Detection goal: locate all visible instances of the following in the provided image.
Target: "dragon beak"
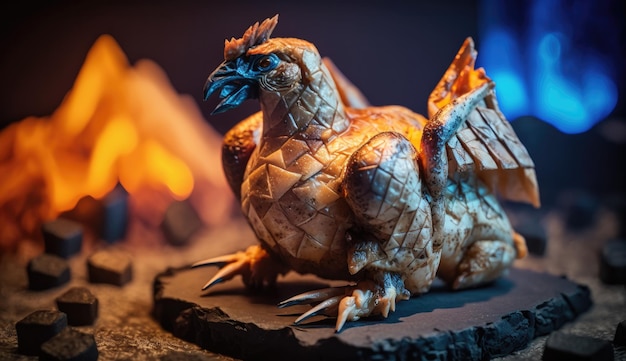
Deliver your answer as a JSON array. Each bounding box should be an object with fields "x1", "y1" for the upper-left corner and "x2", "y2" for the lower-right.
[{"x1": 203, "y1": 59, "x2": 258, "y2": 114}]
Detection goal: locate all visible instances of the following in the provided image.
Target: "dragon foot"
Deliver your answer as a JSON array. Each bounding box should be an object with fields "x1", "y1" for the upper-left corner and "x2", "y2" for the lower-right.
[
  {"x1": 279, "y1": 275, "x2": 410, "y2": 332},
  {"x1": 192, "y1": 245, "x2": 288, "y2": 290}
]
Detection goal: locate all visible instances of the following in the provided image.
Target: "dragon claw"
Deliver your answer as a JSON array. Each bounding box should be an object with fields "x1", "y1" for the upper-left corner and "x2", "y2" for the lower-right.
[
  {"x1": 192, "y1": 245, "x2": 287, "y2": 291},
  {"x1": 277, "y1": 287, "x2": 348, "y2": 308},
  {"x1": 191, "y1": 254, "x2": 242, "y2": 268},
  {"x1": 200, "y1": 258, "x2": 247, "y2": 290},
  {"x1": 280, "y1": 279, "x2": 409, "y2": 332},
  {"x1": 293, "y1": 296, "x2": 343, "y2": 325},
  {"x1": 379, "y1": 286, "x2": 398, "y2": 317}
]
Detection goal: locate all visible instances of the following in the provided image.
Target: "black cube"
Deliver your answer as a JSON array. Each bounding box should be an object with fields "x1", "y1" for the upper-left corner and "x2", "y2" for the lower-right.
[
  {"x1": 42, "y1": 218, "x2": 83, "y2": 259},
  {"x1": 40, "y1": 328, "x2": 98, "y2": 361},
  {"x1": 101, "y1": 185, "x2": 129, "y2": 243},
  {"x1": 27, "y1": 254, "x2": 70, "y2": 290},
  {"x1": 87, "y1": 249, "x2": 132, "y2": 286},
  {"x1": 543, "y1": 331, "x2": 614, "y2": 361},
  {"x1": 15, "y1": 310, "x2": 67, "y2": 356},
  {"x1": 55, "y1": 287, "x2": 99, "y2": 326},
  {"x1": 600, "y1": 239, "x2": 626, "y2": 285},
  {"x1": 614, "y1": 320, "x2": 626, "y2": 346},
  {"x1": 161, "y1": 200, "x2": 203, "y2": 246}
]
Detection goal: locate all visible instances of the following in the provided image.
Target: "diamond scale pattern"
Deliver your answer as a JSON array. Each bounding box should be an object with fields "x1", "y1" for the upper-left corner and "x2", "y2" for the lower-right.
[
  {"x1": 223, "y1": 36, "x2": 536, "y2": 297},
  {"x1": 247, "y1": 204, "x2": 275, "y2": 248},
  {"x1": 280, "y1": 139, "x2": 310, "y2": 166},
  {"x1": 262, "y1": 204, "x2": 300, "y2": 255},
  {"x1": 262, "y1": 149, "x2": 286, "y2": 168},
  {"x1": 295, "y1": 235, "x2": 327, "y2": 262},
  {"x1": 298, "y1": 212, "x2": 338, "y2": 249},
  {"x1": 267, "y1": 164, "x2": 301, "y2": 199}
]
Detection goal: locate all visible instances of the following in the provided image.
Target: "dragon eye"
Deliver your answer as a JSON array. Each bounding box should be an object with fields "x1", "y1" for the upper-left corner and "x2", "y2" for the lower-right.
[
  {"x1": 259, "y1": 57, "x2": 272, "y2": 68},
  {"x1": 254, "y1": 54, "x2": 279, "y2": 72}
]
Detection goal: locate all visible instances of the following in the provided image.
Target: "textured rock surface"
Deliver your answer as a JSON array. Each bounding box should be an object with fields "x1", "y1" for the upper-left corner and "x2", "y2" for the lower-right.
[
  {"x1": 154, "y1": 267, "x2": 591, "y2": 361},
  {"x1": 1, "y1": 212, "x2": 626, "y2": 361}
]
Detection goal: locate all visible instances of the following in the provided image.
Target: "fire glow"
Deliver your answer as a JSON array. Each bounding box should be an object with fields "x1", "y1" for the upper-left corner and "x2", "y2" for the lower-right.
[
  {"x1": 0, "y1": 35, "x2": 231, "y2": 251},
  {"x1": 478, "y1": 0, "x2": 619, "y2": 134}
]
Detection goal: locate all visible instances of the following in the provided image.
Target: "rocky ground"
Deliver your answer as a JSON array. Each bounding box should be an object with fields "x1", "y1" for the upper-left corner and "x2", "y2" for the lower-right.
[{"x1": 0, "y1": 204, "x2": 624, "y2": 360}]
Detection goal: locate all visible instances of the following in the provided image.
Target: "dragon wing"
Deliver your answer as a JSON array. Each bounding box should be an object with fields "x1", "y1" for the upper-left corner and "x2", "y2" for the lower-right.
[
  {"x1": 322, "y1": 57, "x2": 371, "y2": 109},
  {"x1": 428, "y1": 38, "x2": 540, "y2": 207},
  {"x1": 221, "y1": 112, "x2": 263, "y2": 200}
]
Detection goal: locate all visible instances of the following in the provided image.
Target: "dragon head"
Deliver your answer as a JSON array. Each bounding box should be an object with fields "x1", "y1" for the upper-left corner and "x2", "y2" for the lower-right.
[{"x1": 203, "y1": 15, "x2": 323, "y2": 114}]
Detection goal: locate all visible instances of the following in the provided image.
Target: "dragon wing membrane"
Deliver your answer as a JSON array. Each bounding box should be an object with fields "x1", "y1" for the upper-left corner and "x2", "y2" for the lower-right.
[
  {"x1": 322, "y1": 57, "x2": 371, "y2": 109},
  {"x1": 429, "y1": 38, "x2": 540, "y2": 208},
  {"x1": 449, "y1": 102, "x2": 540, "y2": 207}
]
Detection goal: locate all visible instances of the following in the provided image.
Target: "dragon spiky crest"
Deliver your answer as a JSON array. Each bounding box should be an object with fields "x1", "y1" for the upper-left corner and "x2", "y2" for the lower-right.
[{"x1": 224, "y1": 14, "x2": 279, "y2": 61}]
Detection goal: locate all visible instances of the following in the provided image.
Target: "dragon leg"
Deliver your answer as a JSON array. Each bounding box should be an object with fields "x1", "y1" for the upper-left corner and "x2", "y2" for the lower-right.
[
  {"x1": 451, "y1": 239, "x2": 517, "y2": 290},
  {"x1": 221, "y1": 112, "x2": 262, "y2": 201},
  {"x1": 192, "y1": 245, "x2": 288, "y2": 290},
  {"x1": 342, "y1": 131, "x2": 442, "y2": 293},
  {"x1": 278, "y1": 272, "x2": 409, "y2": 332},
  {"x1": 421, "y1": 81, "x2": 491, "y2": 248},
  {"x1": 279, "y1": 131, "x2": 437, "y2": 332}
]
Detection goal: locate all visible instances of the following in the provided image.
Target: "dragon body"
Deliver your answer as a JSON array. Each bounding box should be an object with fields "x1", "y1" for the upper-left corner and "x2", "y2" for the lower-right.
[{"x1": 194, "y1": 15, "x2": 539, "y2": 331}]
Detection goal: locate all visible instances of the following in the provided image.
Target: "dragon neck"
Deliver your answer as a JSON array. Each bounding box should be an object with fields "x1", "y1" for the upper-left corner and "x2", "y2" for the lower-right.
[{"x1": 258, "y1": 64, "x2": 349, "y2": 142}]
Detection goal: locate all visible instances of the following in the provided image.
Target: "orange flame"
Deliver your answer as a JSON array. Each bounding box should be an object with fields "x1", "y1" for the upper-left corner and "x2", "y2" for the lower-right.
[{"x1": 0, "y1": 35, "x2": 231, "y2": 251}]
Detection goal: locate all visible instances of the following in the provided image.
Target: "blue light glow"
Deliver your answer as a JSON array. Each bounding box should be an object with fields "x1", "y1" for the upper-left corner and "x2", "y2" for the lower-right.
[{"x1": 478, "y1": 0, "x2": 619, "y2": 134}]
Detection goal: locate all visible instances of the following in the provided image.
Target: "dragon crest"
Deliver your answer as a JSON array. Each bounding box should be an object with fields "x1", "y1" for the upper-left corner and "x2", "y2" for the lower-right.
[{"x1": 224, "y1": 14, "x2": 279, "y2": 61}]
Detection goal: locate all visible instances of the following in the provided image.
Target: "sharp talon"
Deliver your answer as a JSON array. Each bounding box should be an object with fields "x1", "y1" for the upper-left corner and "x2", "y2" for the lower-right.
[
  {"x1": 294, "y1": 296, "x2": 342, "y2": 325},
  {"x1": 191, "y1": 254, "x2": 240, "y2": 268},
  {"x1": 194, "y1": 245, "x2": 286, "y2": 292},
  {"x1": 383, "y1": 287, "x2": 397, "y2": 316},
  {"x1": 379, "y1": 298, "x2": 391, "y2": 318},
  {"x1": 201, "y1": 259, "x2": 247, "y2": 290},
  {"x1": 201, "y1": 276, "x2": 223, "y2": 290},
  {"x1": 336, "y1": 296, "x2": 356, "y2": 332},
  {"x1": 283, "y1": 277, "x2": 409, "y2": 331},
  {"x1": 278, "y1": 287, "x2": 347, "y2": 308}
]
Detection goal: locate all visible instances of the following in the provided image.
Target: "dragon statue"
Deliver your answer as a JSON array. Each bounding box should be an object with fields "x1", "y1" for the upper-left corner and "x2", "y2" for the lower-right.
[{"x1": 194, "y1": 15, "x2": 539, "y2": 332}]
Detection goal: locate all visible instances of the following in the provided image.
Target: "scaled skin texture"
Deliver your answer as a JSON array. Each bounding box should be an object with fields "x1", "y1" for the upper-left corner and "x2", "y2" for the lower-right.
[{"x1": 194, "y1": 15, "x2": 540, "y2": 332}]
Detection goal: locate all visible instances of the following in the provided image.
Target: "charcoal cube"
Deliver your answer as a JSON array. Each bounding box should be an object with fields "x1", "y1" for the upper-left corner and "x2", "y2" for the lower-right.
[
  {"x1": 161, "y1": 200, "x2": 203, "y2": 246},
  {"x1": 543, "y1": 331, "x2": 614, "y2": 361},
  {"x1": 28, "y1": 254, "x2": 70, "y2": 290},
  {"x1": 599, "y1": 239, "x2": 626, "y2": 285},
  {"x1": 15, "y1": 310, "x2": 67, "y2": 355},
  {"x1": 101, "y1": 185, "x2": 128, "y2": 243},
  {"x1": 42, "y1": 218, "x2": 83, "y2": 258},
  {"x1": 60, "y1": 184, "x2": 128, "y2": 243},
  {"x1": 40, "y1": 328, "x2": 98, "y2": 361},
  {"x1": 615, "y1": 320, "x2": 626, "y2": 346},
  {"x1": 558, "y1": 190, "x2": 599, "y2": 230},
  {"x1": 87, "y1": 249, "x2": 132, "y2": 286},
  {"x1": 55, "y1": 287, "x2": 98, "y2": 326}
]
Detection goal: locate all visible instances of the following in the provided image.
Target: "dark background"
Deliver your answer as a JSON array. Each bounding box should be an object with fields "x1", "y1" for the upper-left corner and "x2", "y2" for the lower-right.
[{"x1": 1, "y1": 0, "x2": 624, "y2": 208}]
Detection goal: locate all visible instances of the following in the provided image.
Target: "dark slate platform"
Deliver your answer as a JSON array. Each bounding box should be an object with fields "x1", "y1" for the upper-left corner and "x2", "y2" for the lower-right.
[{"x1": 153, "y1": 267, "x2": 591, "y2": 361}]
